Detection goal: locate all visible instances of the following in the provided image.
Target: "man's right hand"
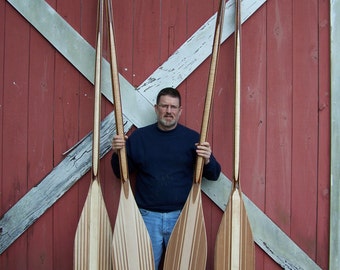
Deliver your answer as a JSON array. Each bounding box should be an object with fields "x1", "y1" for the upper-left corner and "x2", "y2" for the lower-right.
[{"x1": 111, "y1": 134, "x2": 127, "y2": 153}]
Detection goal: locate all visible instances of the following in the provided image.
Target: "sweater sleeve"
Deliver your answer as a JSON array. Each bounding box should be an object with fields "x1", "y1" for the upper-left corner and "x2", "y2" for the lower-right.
[
  {"x1": 111, "y1": 150, "x2": 137, "y2": 179},
  {"x1": 111, "y1": 152, "x2": 121, "y2": 178},
  {"x1": 202, "y1": 154, "x2": 221, "y2": 181}
]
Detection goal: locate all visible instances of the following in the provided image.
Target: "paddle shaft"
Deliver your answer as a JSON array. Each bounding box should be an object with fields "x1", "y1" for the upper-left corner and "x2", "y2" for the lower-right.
[
  {"x1": 92, "y1": 0, "x2": 104, "y2": 180},
  {"x1": 213, "y1": 1, "x2": 255, "y2": 268},
  {"x1": 233, "y1": 0, "x2": 241, "y2": 185},
  {"x1": 74, "y1": 1, "x2": 113, "y2": 269},
  {"x1": 107, "y1": 0, "x2": 129, "y2": 183},
  {"x1": 230, "y1": 1, "x2": 255, "y2": 268},
  {"x1": 194, "y1": 0, "x2": 226, "y2": 183}
]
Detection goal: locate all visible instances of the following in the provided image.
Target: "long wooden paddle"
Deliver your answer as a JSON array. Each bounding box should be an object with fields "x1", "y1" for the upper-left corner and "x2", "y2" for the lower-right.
[
  {"x1": 163, "y1": 1, "x2": 225, "y2": 269},
  {"x1": 214, "y1": 0, "x2": 255, "y2": 269},
  {"x1": 74, "y1": 0, "x2": 113, "y2": 269},
  {"x1": 106, "y1": 0, "x2": 155, "y2": 269}
]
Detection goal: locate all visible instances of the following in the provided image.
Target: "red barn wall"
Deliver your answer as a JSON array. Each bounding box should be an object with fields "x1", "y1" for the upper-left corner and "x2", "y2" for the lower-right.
[{"x1": 0, "y1": 0, "x2": 330, "y2": 269}]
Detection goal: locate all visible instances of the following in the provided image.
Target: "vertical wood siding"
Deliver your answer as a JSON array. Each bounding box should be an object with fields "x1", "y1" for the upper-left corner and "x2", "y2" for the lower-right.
[
  {"x1": 53, "y1": 0, "x2": 81, "y2": 268},
  {"x1": 317, "y1": 0, "x2": 330, "y2": 268},
  {"x1": 2, "y1": 3, "x2": 30, "y2": 269},
  {"x1": 265, "y1": 1, "x2": 293, "y2": 268},
  {"x1": 0, "y1": 0, "x2": 330, "y2": 269}
]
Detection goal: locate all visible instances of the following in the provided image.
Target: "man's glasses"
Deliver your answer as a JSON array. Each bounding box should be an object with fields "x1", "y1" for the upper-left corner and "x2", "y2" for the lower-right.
[{"x1": 157, "y1": 104, "x2": 180, "y2": 111}]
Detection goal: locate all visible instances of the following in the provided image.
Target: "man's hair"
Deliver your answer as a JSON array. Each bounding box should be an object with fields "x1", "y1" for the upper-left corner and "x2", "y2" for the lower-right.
[{"x1": 156, "y1": 87, "x2": 181, "y2": 106}]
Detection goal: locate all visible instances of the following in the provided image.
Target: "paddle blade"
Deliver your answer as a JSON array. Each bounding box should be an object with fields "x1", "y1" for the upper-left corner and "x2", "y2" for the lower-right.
[
  {"x1": 163, "y1": 183, "x2": 207, "y2": 270},
  {"x1": 112, "y1": 180, "x2": 154, "y2": 270},
  {"x1": 74, "y1": 179, "x2": 113, "y2": 270},
  {"x1": 214, "y1": 189, "x2": 255, "y2": 270}
]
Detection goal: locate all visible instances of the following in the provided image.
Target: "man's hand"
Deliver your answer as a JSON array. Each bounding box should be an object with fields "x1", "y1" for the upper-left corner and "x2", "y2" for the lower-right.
[
  {"x1": 196, "y1": 142, "x2": 212, "y2": 165},
  {"x1": 111, "y1": 134, "x2": 128, "y2": 153}
]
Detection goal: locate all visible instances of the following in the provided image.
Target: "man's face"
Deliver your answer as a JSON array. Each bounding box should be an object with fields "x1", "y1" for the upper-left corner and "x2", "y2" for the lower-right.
[{"x1": 154, "y1": 95, "x2": 182, "y2": 131}]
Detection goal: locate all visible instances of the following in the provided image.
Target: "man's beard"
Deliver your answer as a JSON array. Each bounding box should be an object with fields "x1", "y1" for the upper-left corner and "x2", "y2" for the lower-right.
[{"x1": 159, "y1": 116, "x2": 177, "y2": 129}]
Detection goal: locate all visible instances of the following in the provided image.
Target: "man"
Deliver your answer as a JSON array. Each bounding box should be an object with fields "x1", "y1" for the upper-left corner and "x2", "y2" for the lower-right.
[{"x1": 111, "y1": 87, "x2": 221, "y2": 269}]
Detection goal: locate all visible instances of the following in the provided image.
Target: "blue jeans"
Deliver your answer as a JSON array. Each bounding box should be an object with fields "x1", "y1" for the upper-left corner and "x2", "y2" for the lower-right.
[{"x1": 140, "y1": 209, "x2": 181, "y2": 270}]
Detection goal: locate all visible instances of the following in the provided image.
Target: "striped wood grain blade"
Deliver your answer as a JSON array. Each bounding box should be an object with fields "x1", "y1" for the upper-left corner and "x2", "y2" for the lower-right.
[
  {"x1": 107, "y1": 0, "x2": 154, "y2": 268},
  {"x1": 74, "y1": 0, "x2": 113, "y2": 269},
  {"x1": 214, "y1": 188, "x2": 254, "y2": 269},
  {"x1": 164, "y1": 1, "x2": 225, "y2": 268},
  {"x1": 214, "y1": 0, "x2": 255, "y2": 268},
  {"x1": 112, "y1": 181, "x2": 154, "y2": 269},
  {"x1": 74, "y1": 179, "x2": 113, "y2": 270},
  {"x1": 163, "y1": 183, "x2": 206, "y2": 270}
]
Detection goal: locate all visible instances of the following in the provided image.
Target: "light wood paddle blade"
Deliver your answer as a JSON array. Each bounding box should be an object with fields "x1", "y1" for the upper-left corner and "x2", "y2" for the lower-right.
[
  {"x1": 214, "y1": 189, "x2": 254, "y2": 269},
  {"x1": 74, "y1": 0, "x2": 113, "y2": 269},
  {"x1": 214, "y1": 0, "x2": 255, "y2": 268},
  {"x1": 74, "y1": 179, "x2": 113, "y2": 270},
  {"x1": 163, "y1": 183, "x2": 206, "y2": 270},
  {"x1": 106, "y1": 0, "x2": 154, "y2": 268},
  {"x1": 164, "y1": 0, "x2": 225, "y2": 269},
  {"x1": 112, "y1": 181, "x2": 154, "y2": 269}
]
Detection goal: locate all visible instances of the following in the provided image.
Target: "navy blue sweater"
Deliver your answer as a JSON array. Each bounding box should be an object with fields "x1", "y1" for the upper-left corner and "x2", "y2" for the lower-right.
[{"x1": 111, "y1": 123, "x2": 221, "y2": 212}]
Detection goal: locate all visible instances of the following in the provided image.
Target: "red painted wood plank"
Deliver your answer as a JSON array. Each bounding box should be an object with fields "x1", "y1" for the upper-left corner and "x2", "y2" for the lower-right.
[
  {"x1": 111, "y1": 0, "x2": 134, "y2": 83},
  {"x1": 1, "y1": 3, "x2": 30, "y2": 269},
  {"x1": 27, "y1": 212, "x2": 53, "y2": 270},
  {"x1": 316, "y1": 0, "x2": 330, "y2": 269},
  {"x1": 51, "y1": 2, "x2": 83, "y2": 269},
  {"x1": 241, "y1": 5, "x2": 268, "y2": 270},
  {"x1": 212, "y1": 39, "x2": 235, "y2": 180},
  {"x1": 241, "y1": 1, "x2": 267, "y2": 218},
  {"x1": 0, "y1": 0, "x2": 5, "y2": 218},
  {"x1": 266, "y1": 0, "x2": 293, "y2": 239},
  {"x1": 26, "y1": 24, "x2": 56, "y2": 270},
  {"x1": 26, "y1": 31, "x2": 55, "y2": 188},
  {"x1": 0, "y1": 1, "x2": 5, "y2": 269},
  {"x1": 77, "y1": 0, "x2": 96, "y2": 48},
  {"x1": 185, "y1": 0, "x2": 213, "y2": 131},
  {"x1": 132, "y1": 0, "x2": 161, "y2": 87},
  {"x1": 265, "y1": 1, "x2": 294, "y2": 269},
  {"x1": 159, "y1": 0, "x2": 188, "y2": 63},
  {"x1": 291, "y1": 0, "x2": 319, "y2": 259}
]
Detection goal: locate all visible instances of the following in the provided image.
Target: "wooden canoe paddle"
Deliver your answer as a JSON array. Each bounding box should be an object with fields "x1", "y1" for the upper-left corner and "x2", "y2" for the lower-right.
[
  {"x1": 214, "y1": 0, "x2": 255, "y2": 269},
  {"x1": 106, "y1": 0, "x2": 155, "y2": 269},
  {"x1": 163, "y1": 0, "x2": 225, "y2": 269},
  {"x1": 74, "y1": 0, "x2": 113, "y2": 269}
]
